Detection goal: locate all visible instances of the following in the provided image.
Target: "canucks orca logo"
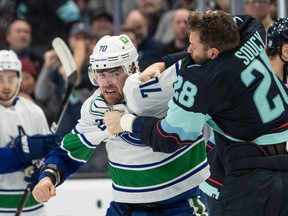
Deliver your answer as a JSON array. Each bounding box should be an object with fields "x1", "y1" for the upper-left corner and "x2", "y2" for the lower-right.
[
  {"x1": 118, "y1": 131, "x2": 145, "y2": 146},
  {"x1": 90, "y1": 96, "x2": 109, "y2": 117}
]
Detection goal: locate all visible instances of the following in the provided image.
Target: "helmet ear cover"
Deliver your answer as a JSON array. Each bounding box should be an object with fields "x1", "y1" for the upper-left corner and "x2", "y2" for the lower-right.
[{"x1": 89, "y1": 34, "x2": 138, "y2": 86}]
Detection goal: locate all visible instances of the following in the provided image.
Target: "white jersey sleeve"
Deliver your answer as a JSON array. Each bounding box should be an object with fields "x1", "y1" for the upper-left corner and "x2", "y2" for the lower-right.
[
  {"x1": 73, "y1": 89, "x2": 111, "y2": 145},
  {"x1": 124, "y1": 63, "x2": 181, "y2": 118}
]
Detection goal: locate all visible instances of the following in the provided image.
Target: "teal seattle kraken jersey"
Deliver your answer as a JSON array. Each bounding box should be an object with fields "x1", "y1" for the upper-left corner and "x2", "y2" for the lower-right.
[{"x1": 132, "y1": 16, "x2": 288, "y2": 156}]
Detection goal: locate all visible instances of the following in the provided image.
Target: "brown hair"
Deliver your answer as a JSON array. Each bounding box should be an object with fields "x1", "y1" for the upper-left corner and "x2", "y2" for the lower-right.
[
  {"x1": 188, "y1": 10, "x2": 240, "y2": 52},
  {"x1": 265, "y1": 47, "x2": 278, "y2": 57}
]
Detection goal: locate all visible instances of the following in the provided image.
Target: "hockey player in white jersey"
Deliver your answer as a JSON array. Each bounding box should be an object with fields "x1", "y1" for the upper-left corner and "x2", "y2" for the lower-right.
[
  {"x1": 0, "y1": 50, "x2": 60, "y2": 215},
  {"x1": 32, "y1": 34, "x2": 209, "y2": 215}
]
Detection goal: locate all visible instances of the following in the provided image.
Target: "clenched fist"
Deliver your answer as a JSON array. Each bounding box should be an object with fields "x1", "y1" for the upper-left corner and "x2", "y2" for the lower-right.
[
  {"x1": 32, "y1": 177, "x2": 56, "y2": 203},
  {"x1": 104, "y1": 111, "x2": 136, "y2": 134},
  {"x1": 138, "y1": 62, "x2": 164, "y2": 82},
  {"x1": 104, "y1": 111, "x2": 124, "y2": 135}
]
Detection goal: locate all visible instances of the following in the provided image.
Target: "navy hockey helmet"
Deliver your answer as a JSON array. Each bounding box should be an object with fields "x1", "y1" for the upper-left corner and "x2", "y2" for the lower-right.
[{"x1": 267, "y1": 18, "x2": 288, "y2": 52}]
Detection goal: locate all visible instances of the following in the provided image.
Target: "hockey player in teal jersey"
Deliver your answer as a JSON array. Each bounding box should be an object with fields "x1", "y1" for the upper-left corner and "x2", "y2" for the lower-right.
[
  {"x1": 32, "y1": 34, "x2": 209, "y2": 215},
  {"x1": 202, "y1": 16, "x2": 288, "y2": 213},
  {"x1": 0, "y1": 50, "x2": 60, "y2": 215},
  {"x1": 105, "y1": 11, "x2": 288, "y2": 216}
]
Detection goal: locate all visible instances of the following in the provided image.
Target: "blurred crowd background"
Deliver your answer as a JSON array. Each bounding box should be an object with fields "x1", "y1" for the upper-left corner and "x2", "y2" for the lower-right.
[{"x1": 0, "y1": 0, "x2": 286, "y2": 178}]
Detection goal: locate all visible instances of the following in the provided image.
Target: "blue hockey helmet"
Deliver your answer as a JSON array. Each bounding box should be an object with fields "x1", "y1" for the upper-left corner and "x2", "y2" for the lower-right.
[{"x1": 267, "y1": 18, "x2": 288, "y2": 52}]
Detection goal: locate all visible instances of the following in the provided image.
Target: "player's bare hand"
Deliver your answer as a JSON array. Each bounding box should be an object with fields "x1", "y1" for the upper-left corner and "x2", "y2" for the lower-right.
[
  {"x1": 139, "y1": 62, "x2": 165, "y2": 82},
  {"x1": 139, "y1": 71, "x2": 158, "y2": 82},
  {"x1": 32, "y1": 177, "x2": 56, "y2": 203},
  {"x1": 104, "y1": 111, "x2": 123, "y2": 135}
]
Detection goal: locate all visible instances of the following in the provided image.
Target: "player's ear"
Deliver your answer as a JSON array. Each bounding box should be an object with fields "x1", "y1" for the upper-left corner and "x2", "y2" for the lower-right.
[
  {"x1": 282, "y1": 43, "x2": 288, "y2": 60},
  {"x1": 210, "y1": 48, "x2": 219, "y2": 59}
]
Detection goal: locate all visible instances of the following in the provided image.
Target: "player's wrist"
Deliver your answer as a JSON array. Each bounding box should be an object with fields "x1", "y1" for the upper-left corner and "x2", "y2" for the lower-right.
[
  {"x1": 40, "y1": 164, "x2": 63, "y2": 187},
  {"x1": 120, "y1": 114, "x2": 136, "y2": 133},
  {"x1": 42, "y1": 168, "x2": 60, "y2": 186}
]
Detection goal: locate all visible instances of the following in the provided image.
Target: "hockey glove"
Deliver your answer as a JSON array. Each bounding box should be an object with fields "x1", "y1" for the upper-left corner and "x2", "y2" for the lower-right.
[{"x1": 13, "y1": 126, "x2": 61, "y2": 162}]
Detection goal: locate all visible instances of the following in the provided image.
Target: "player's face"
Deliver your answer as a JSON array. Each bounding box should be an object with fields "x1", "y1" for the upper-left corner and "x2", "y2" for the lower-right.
[
  {"x1": 0, "y1": 71, "x2": 20, "y2": 104},
  {"x1": 187, "y1": 31, "x2": 211, "y2": 64},
  {"x1": 96, "y1": 67, "x2": 128, "y2": 105}
]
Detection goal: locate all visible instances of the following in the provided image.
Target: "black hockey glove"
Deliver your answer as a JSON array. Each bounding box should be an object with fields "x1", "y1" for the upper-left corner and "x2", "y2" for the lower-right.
[{"x1": 13, "y1": 126, "x2": 61, "y2": 162}]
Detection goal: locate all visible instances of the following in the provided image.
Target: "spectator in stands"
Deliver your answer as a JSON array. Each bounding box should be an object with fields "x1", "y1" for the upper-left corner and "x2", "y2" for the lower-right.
[
  {"x1": 34, "y1": 49, "x2": 65, "y2": 127},
  {"x1": 136, "y1": 0, "x2": 165, "y2": 39},
  {"x1": 269, "y1": 0, "x2": 277, "y2": 21},
  {"x1": 5, "y1": 19, "x2": 43, "y2": 72},
  {"x1": 14, "y1": 0, "x2": 81, "y2": 56},
  {"x1": 34, "y1": 22, "x2": 94, "y2": 136},
  {"x1": 125, "y1": 9, "x2": 163, "y2": 71},
  {"x1": 244, "y1": 0, "x2": 273, "y2": 32},
  {"x1": 0, "y1": 1, "x2": 14, "y2": 49},
  {"x1": 18, "y1": 58, "x2": 38, "y2": 101},
  {"x1": 154, "y1": 0, "x2": 199, "y2": 44},
  {"x1": 161, "y1": 8, "x2": 190, "y2": 55},
  {"x1": 207, "y1": 0, "x2": 231, "y2": 12},
  {"x1": 74, "y1": 0, "x2": 92, "y2": 25},
  {"x1": 121, "y1": 25, "x2": 138, "y2": 49},
  {"x1": 58, "y1": 22, "x2": 95, "y2": 137},
  {"x1": 165, "y1": 0, "x2": 198, "y2": 10},
  {"x1": 89, "y1": 10, "x2": 114, "y2": 52}
]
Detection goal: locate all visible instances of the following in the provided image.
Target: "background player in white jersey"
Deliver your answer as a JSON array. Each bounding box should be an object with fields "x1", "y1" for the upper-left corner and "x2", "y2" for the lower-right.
[
  {"x1": 32, "y1": 34, "x2": 209, "y2": 215},
  {"x1": 0, "y1": 50, "x2": 60, "y2": 215}
]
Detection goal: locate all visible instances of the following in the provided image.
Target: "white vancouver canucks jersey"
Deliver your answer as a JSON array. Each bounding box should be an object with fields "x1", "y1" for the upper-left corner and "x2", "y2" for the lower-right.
[
  {"x1": 0, "y1": 97, "x2": 49, "y2": 215},
  {"x1": 60, "y1": 63, "x2": 209, "y2": 203}
]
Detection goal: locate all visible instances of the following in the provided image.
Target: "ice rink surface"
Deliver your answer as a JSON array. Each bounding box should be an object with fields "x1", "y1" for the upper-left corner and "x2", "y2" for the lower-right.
[{"x1": 45, "y1": 178, "x2": 112, "y2": 216}]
